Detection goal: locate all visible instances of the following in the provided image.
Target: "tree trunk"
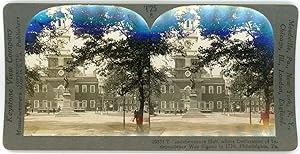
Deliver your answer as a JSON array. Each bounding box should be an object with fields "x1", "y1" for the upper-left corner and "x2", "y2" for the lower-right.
[
  {"x1": 139, "y1": 85, "x2": 145, "y2": 114},
  {"x1": 263, "y1": 88, "x2": 271, "y2": 126},
  {"x1": 137, "y1": 68, "x2": 145, "y2": 131}
]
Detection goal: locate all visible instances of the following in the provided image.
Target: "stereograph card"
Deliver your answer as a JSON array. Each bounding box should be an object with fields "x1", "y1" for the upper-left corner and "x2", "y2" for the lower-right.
[{"x1": 2, "y1": 2, "x2": 298, "y2": 151}]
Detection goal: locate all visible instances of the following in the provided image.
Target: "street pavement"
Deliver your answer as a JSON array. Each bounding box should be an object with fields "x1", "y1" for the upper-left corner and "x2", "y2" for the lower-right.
[{"x1": 24, "y1": 111, "x2": 275, "y2": 136}]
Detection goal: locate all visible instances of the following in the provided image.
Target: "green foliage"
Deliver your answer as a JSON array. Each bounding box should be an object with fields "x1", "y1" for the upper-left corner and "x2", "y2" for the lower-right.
[
  {"x1": 196, "y1": 35, "x2": 273, "y2": 125},
  {"x1": 66, "y1": 26, "x2": 184, "y2": 116},
  {"x1": 25, "y1": 66, "x2": 41, "y2": 97}
]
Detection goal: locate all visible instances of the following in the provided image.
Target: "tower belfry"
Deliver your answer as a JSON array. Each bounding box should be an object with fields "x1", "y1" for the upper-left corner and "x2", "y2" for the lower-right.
[{"x1": 47, "y1": 18, "x2": 73, "y2": 78}]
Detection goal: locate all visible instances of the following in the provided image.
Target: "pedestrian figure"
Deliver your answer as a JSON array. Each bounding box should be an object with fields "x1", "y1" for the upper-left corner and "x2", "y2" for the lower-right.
[
  {"x1": 31, "y1": 108, "x2": 34, "y2": 113},
  {"x1": 158, "y1": 110, "x2": 160, "y2": 114},
  {"x1": 136, "y1": 111, "x2": 144, "y2": 132},
  {"x1": 47, "y1": 108, "x2": 50, "y2": 114},
  {"x1": 259, "y1": 109, "x2": 265, "y2": 123},
  {"x1": 53, "y1": 108, "x2": 56, "y2": 114},
  {"x1": 132, "y1": 110, "x2": 140, "y2": 132},
  {"x1": 132, "y1": 110, "x2": 138, "y2": 122}
]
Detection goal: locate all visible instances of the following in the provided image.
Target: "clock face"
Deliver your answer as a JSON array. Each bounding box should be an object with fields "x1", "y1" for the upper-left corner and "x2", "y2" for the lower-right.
[
  {"x1": 185, "y1": 70, "x2": 192, "y2": 77},
  {"x1": 57, "y1": 37, "x2": 69, "y2": 48},
  {"x1": 184, "y1": 40, "x2": 192, "y2": 49},
  {"x1": 58, "y1": 70, "x2": 65, "y2": 76}
]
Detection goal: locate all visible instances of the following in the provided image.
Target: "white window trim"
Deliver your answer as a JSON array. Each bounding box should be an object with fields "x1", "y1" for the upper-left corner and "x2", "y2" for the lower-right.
[
  {"x1": 34, "y1": 84, "x2": 39, "y2": 93},
  {"x1": 201, "y1": 86, "x2": 206, "y2": 94},
  {"x1": 34, "y1": 100, "x2": 39, "y2": 108},
  {"x1": 170, "y1": 101, "x2": 175, "y2": 108},
  {"x1": 209, "y1": 86, "x2": 214, "y2": 94},
  {"x1": 169, "y1": 85, "x2": 174, "y2": 93},
  {"x1": 90, "y1": 100, "x2": 96, "y2": 108},
  {"x1": 90, "y1": 85, "x2": 95, "y2": 93},
  {"x1": 82, "y1": 100, "x2": 87, "y2": 108},
  {"x1": 42, "y1": 84, "x2": 48, "y2": 92},
  {"x1": 48, "y1": 101, "x2": 52, "y2": 108},
  {"x1": 209, "y1": 101, "x2": 214, "y2": 109},
  {"x1": 75, "y1": 85, "x2": 79, "y2": 93},
  {"x1": 77, "y1": 101, "x2": 82, "y2": 108},
  {"x1": 161, "y1": 85, "x2": 166, "y2": 93},
  {"x1": 217, "y1": 86, "x2": 222, "y2": 94},
  {"x1": 42, "y1": 100, "x2": 48, "y2": 108},
  {"x1": 217, "y1": 101, "x2": 222, "y2": 109},
  {"x1": 82, "y1": 85, "x2": 87, "y2": 93},
  {"x1": 161, "y1": 101, "x2": 166, "y2": 109}
]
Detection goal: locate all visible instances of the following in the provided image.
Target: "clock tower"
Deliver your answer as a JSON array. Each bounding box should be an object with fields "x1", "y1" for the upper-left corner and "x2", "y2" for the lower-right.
[
  {"x1": 172, "y1": 20, "x2": 208, "y2": 109},
  {"x1": 173, "y1": 20, "x2": 208, "y2": 80},
  {"x1": 47, "y1": 18, "x2": 74, "y2": 78},
  {"x1": 26, "y1": 18, "x2": 100, "y2": 113}
]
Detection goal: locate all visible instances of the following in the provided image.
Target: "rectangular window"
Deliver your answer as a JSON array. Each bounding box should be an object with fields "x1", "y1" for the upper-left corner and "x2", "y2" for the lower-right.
[
  {"x1": 82, "y1": 85, "x2": 87, "y2": 93},
  {"x1": 90, "y1": 100, "x2": 96, "y2": 108},
  {"x1": 170, "y1": 101, "x2": 175, "y2": 109},
  {"x1": 78, "y1": 101, "x2": 82, "y2": 108},
  {"x1": 90, "y1": 85, "x2": 95, "y2": 93},
  {"x1": 47, "y1": 101, "x2": 52, "y2": 108},
  {"x1": 169, "y1": 85, "x2": 174, "y2": 93},
  {"x1": 217, "y1": 101, "x2": 222, "y2": 109},
  {"x1": 34, "y1": 84, "x2": 39, "y2": 93},
  {"x1": 34, "y1": 100, "x2": 39, "y2": 108},
  {"x1": 82, "y1": 100, "x2": 87, "y2": 108},
  {"x1": 42, "y1": 84, "x2": 48, "y2": 92},
  {"x1": 209, "y1": 101, "x2": 214, "y2": 109},
  {"x1": 75, "y1": 85, "x2": 79, "y2": 93},
  {"x1": 217, "y1": 86, "x2": 222, "y2": 94},
  {"x1": 42, "y1": 100, "x2": 48, "y2": 108},
  {"x1": 209, "y1": 86, "x2": 214, "y2": 94},
  {"x1": 201, "y1": 86, "x2": 206, "y2": 94},
  {"x1": 161, "y1": 85, "x2": 166, "y2": 93},
  {"x1": 161, "y1": 101, "x2": 166, "y2": 109}
]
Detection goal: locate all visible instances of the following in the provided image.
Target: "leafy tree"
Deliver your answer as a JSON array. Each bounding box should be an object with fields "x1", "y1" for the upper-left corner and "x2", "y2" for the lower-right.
[
  {"x1": 66, "y1": 29, "x2": 184, "y2": 130},
  {"x1": 196, "y1": 37, "x2": 273, "y2": 125},
  {"x1": 24, "y1": 66, "x2": 41, "y2": 115}
]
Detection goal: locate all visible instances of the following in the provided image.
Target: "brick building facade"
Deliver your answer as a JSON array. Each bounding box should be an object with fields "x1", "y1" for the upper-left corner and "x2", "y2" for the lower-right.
[
  {"x1": 151, "y1": 20, "x2": 226, "y2": 113},
  {"x1": 26, "y1": 19, "x2": 99, "y2": 112}
]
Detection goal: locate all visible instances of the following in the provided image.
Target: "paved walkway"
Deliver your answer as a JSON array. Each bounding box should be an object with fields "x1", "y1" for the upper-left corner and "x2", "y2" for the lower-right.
[{"x1": 24, "y1": 111, "x2": 275, "y2": 136}]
